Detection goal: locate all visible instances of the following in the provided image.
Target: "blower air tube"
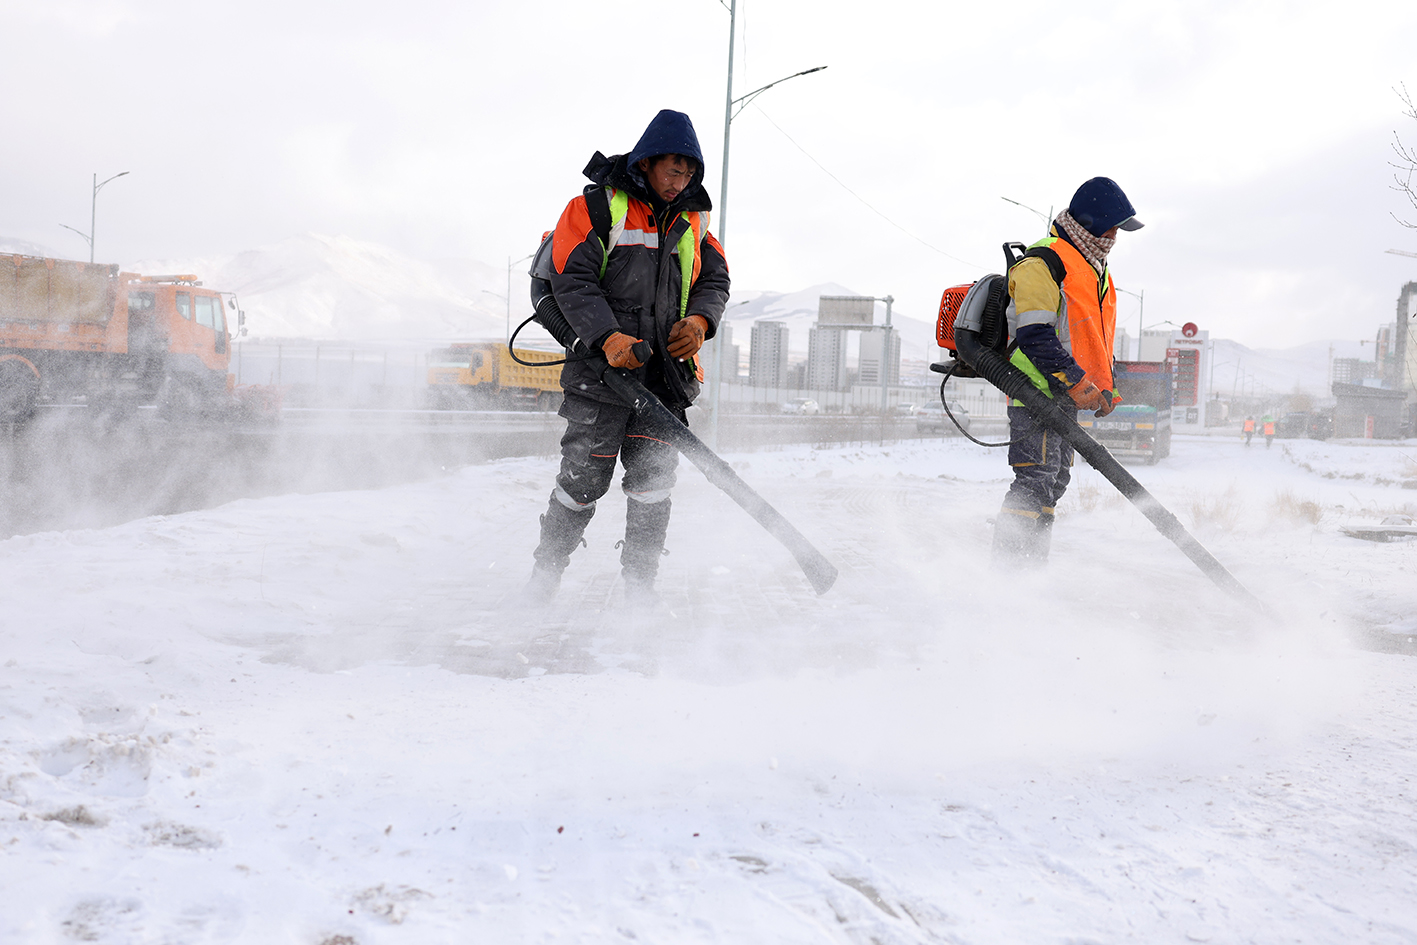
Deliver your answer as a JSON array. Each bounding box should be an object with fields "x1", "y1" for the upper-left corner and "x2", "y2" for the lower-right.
[
  {"x1": 532, "y1": 282, "x2": 581, "y2": 353},
  {"x1": 953, "y1": 328, "x2": 1265, "y2": 612},
  {"x1": 530, "y1": 286, "x2": 838, "y2": 595}
]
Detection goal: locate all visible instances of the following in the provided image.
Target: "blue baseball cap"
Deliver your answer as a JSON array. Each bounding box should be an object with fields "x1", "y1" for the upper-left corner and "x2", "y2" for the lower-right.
[{"x1": 1069, "y1": 177, "x2": 1143, "y2": 236}]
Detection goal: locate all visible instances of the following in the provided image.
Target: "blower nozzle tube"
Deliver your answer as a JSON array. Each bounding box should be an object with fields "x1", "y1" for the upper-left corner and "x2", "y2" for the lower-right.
[{"x1": 953, "y1": 328, "x2": 1265, "y2": 611}]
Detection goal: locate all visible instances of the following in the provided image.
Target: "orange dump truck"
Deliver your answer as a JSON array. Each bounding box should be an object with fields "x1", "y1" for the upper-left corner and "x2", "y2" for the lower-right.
[
  {"x1": 0, "y1": 253, "x2": 245, "y2": 422},
  {"x1": 426, "y1": 341, "x2": 563, "y2": 410}
]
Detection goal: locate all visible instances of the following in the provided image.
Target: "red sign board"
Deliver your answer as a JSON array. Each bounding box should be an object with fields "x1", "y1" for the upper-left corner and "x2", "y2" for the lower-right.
[{"x1": 1171, "y1": 348, "x2": 1200, "y2": 406}]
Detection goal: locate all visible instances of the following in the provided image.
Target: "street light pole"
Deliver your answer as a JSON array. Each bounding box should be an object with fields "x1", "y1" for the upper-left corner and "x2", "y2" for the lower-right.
[
  {"x1": 61, "y1": 170, "x2": 129, "y2": 263},
  {"x1": 718, "y1": 0, "x2": 736, "y2": 251},
  {"x1": 703, "y1": 12, "x2": 826, "y2": 449},
  {"x1": 703, "y1": 0, "x2": 738, "y2": 453},
  {"x1": 1118, "y1": 286, "x2": 1144, "y2": 360},
  {"x1": 877, "y1": 296, "x2": 894, "y2": 413},
  {"x1": 89, "y1": 171, "x2": 129, "y2": 264},
  {"x1": 488, "y1": 252, "x2": 536, "y2": 344}
]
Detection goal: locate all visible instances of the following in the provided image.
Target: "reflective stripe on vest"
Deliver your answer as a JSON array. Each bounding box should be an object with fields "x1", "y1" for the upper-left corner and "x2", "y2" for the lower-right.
[
  {"x1": 598, "y1": 189, "x2": 632, "y2": 280},
  {"x1": 600, "y1": 187, "x2": 704, "y2": 322}
]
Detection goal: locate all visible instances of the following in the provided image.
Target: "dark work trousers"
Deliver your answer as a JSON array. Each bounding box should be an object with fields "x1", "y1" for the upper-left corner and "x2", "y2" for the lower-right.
[
  {"x1": 552, "y1": 393, "x2": 683, "y2": 510},
  {"x1": 1001, "y1": 403, "x2": 1074, "y2": 516}
]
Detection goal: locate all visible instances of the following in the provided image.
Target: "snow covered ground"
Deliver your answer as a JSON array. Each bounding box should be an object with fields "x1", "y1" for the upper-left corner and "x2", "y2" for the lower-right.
[{"x1": 2, "y1": 433, "x2": 1416, "y2": 943}]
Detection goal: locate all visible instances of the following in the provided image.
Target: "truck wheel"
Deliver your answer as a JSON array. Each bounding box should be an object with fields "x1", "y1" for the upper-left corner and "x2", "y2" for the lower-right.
[{"x1": 0, "y1": 358, "x2": 40, "y2": 423}]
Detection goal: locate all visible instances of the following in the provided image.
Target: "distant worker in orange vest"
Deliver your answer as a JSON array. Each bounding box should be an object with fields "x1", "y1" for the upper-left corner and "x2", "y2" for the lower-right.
[
  {"x1": 992, "y1": 177, "x2": 1141, "y2": 564},
  {"x1": 1262, "y1": 416, "x2": 1276, "y2": 449},
  {"x1": 1243, "y1": 416, "x2": 1255, "y2": 446}
]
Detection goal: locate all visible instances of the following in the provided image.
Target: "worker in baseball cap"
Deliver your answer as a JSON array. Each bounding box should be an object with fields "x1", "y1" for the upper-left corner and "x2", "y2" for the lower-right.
[{"x1": 992, "y1": 177, "x2": 1142, "y2": 565}]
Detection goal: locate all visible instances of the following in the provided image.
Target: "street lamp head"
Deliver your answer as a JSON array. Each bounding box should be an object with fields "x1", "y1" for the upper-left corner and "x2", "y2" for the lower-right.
[
  {"x1": 95, "y1": 170, "x2": 130, "y2": 193},
  {"x1": 1001, "y1": 196, "x2": 1050, "y2": 224},
  {"x1": 58, "y1": 223, "x2": 93, "y2": 248}
]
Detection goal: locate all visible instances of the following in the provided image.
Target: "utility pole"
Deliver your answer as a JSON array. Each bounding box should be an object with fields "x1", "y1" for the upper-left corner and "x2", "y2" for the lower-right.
[
  {"x1": 60, "y1": 171, "x2": 129, "y2": 264},
  {"x1": 879, "y1": 296, "x2": 894, "y2": 413},
  {"x1": 1118, "y1": 286, "x2": 1145, "y2": 360},
  {"x1": 704, "y1": 8, "x2": 826, "y2": 450},
  {"x1": 705, "y1": 0, "x2": 737, "y2": 452}
]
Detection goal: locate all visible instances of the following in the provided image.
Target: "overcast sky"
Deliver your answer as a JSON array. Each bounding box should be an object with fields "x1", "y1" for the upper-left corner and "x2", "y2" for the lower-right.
[{"x1": 3, "y1": 0, "x2": 1417, "y2": 349}]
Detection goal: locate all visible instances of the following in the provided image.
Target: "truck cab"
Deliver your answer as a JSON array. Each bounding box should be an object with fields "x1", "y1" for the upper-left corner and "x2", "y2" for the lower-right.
[
  {"x1": 1076, "y1": 360, "x2": 1174, "y2": 464},
  {"x1": 116, "y1": 275, "x2": 236, "y2": 406}
]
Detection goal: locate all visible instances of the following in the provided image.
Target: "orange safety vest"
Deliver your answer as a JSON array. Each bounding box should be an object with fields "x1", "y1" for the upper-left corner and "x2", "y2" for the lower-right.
[
  {"x1": 1010, "y1": 235, "x2": 1117, "y2": 397},
  {"x1": 1263, "y1": 420, "x2": 1275, "y2": 435},
  {"x1": 1243, "y1": 418, "x2": 1255, "y2": 433}
]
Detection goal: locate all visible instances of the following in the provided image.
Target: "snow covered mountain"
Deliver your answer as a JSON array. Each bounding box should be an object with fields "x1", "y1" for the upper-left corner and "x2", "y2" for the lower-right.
[
  {"x1": 0, "y1": 236, "x2": 63, "y2": 258},
  {"x1": 129, "y1": 234, "x2": 514, "y2": 342}
]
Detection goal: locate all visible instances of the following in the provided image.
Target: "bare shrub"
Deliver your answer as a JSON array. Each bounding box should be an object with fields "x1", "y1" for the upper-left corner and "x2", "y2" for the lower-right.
[
  {"x1": 1190, "y1": 489, "x2": 1242, "y2": 532},
  {"x1": 1271, "y1": 490, "x2": 1323, "y2": 526}
]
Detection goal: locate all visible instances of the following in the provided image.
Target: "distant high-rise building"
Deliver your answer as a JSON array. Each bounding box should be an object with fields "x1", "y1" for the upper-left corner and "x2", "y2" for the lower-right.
[
  {"x1": 1114, "y1": 328, "x2": 1132, "y2": 361},
  {"x1": 1398, "y1": 281, "x2": 1417, "y2": 395},
  {"x1": 1376, "y1": 323, "x2": 1395, "y2": 374},
  {"x1": 1332, "y1": 357, "x2": 1377, "y2": 386},
  {"x1": 715, "y1": 322, "x2": 740, "y2": 382},
  {"x1": 807, "y1": 327, "x2": 847, "y2": 391},
  {"x1": 858, "y1": 328, "x2": 901, "y2": 386},
  {"x1": 749, "y1": 321, "x2": 789, "y2": 388}
]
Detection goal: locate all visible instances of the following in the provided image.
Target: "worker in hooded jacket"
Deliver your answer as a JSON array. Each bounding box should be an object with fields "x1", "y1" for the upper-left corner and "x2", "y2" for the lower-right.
[
  {"x1": 524, "y1": 109, "x2": 730, "y2": 603},
  {"x1": 994, "y1": 177, "x2": 1143, "y2": 564}
]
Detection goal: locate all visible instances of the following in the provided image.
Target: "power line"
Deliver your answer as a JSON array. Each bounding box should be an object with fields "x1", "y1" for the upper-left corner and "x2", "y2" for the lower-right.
[{"x1": 751, "y1": 104, "x2": 989, "y2": 273}]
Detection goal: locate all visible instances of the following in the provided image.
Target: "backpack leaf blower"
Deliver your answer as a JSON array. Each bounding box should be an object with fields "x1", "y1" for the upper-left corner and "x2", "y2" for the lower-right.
[
  {"x1": 519, "y1": 279, "x2": 839, "y2": 596},
  {"x1": 937, "y1": 245, "x2": 1265, "y2": 612}
]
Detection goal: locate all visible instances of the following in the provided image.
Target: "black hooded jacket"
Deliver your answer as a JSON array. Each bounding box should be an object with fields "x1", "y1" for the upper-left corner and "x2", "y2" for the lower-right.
[{"x1": 546, "y1": 110, "x2": 730, "y2": 408}]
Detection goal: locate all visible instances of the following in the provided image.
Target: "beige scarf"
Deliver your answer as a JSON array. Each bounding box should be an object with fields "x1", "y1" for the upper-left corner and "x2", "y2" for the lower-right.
[{"x1": 1055, "y1": 210, "x2": 1114, "y2": 274}]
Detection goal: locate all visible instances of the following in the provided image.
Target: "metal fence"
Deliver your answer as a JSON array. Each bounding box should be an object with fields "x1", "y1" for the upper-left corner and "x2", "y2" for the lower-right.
[
  {"x1": 231, "y1": 340, "x2": 1012, "y2": 422},
  {"x1": 232, "y1": 341, "x2": 431, "y2": 408}
]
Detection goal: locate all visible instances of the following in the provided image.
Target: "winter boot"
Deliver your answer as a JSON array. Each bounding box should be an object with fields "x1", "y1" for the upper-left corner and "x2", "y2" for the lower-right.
[
  {"x1": 523, "y1": 490, "x2": 595, "y2": 601},
  {"x1": 991, "y1": 506, "x2": 1049, "y2": 568},
  {"x1": 619, "y1": 497, "x2": 672, "y2": 606},
  {"x1": 1035, "y1": 507, "x2": 1056, "y2": 561}
]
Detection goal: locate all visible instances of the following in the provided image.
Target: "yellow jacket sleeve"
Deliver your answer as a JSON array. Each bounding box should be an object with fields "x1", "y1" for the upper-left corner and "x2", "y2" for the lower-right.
[{"x1": 1007, "y1": 256, "x2": 1061, "y2": 328}]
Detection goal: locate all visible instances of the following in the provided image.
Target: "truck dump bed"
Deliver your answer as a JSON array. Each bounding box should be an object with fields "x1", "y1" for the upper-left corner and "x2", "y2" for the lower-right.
[{"x1": 0, "y1": 255, "x2": 117, "y2": 325}]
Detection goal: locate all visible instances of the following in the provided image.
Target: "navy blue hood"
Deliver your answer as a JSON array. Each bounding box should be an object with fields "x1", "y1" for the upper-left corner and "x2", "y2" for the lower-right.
[
  {"x1": 626, "y1": 109, "x2": 705, "y2": 168},
  {"x1": 582, "y1": 109, "x2": 712, "y2": 213}
]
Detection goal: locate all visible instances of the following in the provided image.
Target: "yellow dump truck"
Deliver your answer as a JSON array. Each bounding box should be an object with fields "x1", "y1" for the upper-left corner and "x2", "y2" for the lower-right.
[{"x1": 426, "y1": 341, "x2": 563, "y2": 410}]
